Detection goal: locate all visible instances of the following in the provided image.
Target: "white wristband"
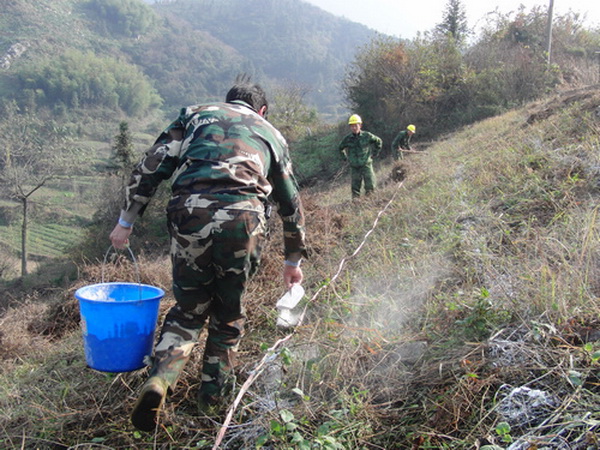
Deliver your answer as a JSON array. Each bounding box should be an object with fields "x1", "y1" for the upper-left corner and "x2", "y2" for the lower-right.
[{"x1": 284, "y1": 259, "x2": 301, "y2": 268}]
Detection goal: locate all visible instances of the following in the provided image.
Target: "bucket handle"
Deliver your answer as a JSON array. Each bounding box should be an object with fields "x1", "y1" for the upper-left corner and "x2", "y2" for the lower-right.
[{"x1": 102, "y1": 245, "x2": 142, "y2": 299}]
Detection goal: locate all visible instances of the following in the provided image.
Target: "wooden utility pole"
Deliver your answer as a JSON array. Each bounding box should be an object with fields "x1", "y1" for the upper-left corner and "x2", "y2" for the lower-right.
[{"x1": 546, "y1": 0, "x2": 554, "y2": 66}]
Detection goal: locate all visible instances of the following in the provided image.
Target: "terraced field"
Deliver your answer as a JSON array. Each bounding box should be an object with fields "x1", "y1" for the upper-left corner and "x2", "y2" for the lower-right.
[
  {"x1": 0, "y1": 174, "x2": 102, "y2": 262},
  {"x1": 0, "y1": 134, "x2": 153, "y2": 267},
  {"x1": 0, "y1": 222, "x2": 85, "y2": 259}
]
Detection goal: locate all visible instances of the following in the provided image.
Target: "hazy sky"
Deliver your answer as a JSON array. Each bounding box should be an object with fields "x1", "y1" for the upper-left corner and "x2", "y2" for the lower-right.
[{"x1": 303, "y1": 0, "x2": 600, "y2": 39}]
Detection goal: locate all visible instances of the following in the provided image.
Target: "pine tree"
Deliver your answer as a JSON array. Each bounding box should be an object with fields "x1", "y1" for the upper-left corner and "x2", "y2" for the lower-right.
[
  {"x1": 112, "y1": 121, "x2": 135, "y2": 170},
  {"x1": 436, "y1": 0, "x2": 469, "y2": 42}
]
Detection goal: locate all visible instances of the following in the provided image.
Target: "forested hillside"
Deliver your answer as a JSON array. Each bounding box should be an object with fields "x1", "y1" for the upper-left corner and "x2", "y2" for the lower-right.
[
  {"x1": 149, "y1": 0, "x2": 373, "y2": 116},
  {"x1": 0, "y1": 0, "x2": 375, "y2": 118}
]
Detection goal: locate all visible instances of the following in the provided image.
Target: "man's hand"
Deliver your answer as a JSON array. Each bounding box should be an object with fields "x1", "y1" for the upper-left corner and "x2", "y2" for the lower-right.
[
  {"x1": 110, "y1": 224, "x2": 133, "y2": 249},
  {"x1": 283, "y1": 265, "x2": 303, "y2": 290}
]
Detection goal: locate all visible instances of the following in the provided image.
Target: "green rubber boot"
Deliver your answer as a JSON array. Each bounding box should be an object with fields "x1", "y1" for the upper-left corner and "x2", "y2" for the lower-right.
[{"x1": 131, "y1": 376, "x2": 170, "y2": 432}]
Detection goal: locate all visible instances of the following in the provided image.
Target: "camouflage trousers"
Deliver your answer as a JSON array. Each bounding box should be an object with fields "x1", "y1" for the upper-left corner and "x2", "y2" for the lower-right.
[
  {"x1": 151, "y1": 195, "x2": 266, "y2": 401},
  {"x1": 350, "y1": 163, "x2": 376, "y2": 198}
]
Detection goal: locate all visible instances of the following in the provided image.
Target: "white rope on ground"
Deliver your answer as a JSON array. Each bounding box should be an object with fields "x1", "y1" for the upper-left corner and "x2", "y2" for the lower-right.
[
  {"x1": 212, "y1": 181, "x2": 404, "y2": 449},
  {"x1": 399, "y1": 149, "x2": 427, "y2": 155}
]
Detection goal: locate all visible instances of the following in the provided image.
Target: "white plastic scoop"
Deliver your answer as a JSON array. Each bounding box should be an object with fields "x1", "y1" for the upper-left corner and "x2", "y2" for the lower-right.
[
  {"x1": 276, "y1": 284, "x2": 305, "y2": 309},
  {"x1": 276, "y1": 284, "x2": 305, "y2": 328}
]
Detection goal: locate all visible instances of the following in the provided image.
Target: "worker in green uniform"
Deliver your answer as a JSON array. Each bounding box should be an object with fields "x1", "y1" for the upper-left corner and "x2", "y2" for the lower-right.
[
  {"x1": 338, "y1": 114, "x2": 383, "y2": 199},
  {"x1": 391, "y1": 124, "x2": 416, "y2": 160}
]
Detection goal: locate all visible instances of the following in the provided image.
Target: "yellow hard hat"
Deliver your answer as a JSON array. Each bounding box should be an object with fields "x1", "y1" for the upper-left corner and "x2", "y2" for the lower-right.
[
  {"x1": 407, "y1": 124, "x2": 416, "y2": 132},
  {"x1": 348, "y1": 114, "x2": 362, "y2": 125}
]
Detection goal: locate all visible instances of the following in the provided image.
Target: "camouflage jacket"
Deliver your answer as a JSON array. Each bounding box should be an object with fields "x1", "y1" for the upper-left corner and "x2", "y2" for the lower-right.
[
  {"x1": 338, "y1": 131, "x2": 382, "y2": 168},
  {"x1": 120, "y1": 100, "x2": 306, "y2": 257}
]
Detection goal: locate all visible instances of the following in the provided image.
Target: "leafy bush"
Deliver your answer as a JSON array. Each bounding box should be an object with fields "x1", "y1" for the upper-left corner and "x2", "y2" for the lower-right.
[
  {"x1": 16, "y1": 50, "x2": 162, "y2": 116},
  {"x1": 344, "y1": 6, "x2": 599, "y2": 142},
  {"x1": 84, "y1": 0, "x2": 158, "y2": 37}
]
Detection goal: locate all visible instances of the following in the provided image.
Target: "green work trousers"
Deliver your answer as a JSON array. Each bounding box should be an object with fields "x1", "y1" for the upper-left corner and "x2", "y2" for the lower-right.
[{"x1": 350, "y1": 163, "x2": 376, "y2": 198}]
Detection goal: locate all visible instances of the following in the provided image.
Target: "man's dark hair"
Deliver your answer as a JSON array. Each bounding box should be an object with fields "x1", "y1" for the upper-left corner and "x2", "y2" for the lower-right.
[{"x1": 226, "y1": 74, "x2": 268, "y2": 112}]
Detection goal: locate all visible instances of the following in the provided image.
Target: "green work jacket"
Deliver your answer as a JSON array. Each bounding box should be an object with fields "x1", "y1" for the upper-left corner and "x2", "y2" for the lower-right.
[{"x1": 338, "y1": 131, "x2": 382, "y2": 168}]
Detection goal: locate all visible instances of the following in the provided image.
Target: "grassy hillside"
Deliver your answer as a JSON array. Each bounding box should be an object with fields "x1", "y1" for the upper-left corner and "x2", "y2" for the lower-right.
[{"x1": 1, "y1": 88, "x2": 599, "y2": 448}]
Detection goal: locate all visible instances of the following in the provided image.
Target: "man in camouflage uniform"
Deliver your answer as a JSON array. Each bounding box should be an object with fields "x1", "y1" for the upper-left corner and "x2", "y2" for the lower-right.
[
  {"x1": 110, "y1": 77, "x2": 307, "y2": 432},
  {"x1": 338, "y1": 114, "x2": 382, "y2": 199},
  {"x1": 391, "y1": 124, "x2": 416, "y2": 160}
]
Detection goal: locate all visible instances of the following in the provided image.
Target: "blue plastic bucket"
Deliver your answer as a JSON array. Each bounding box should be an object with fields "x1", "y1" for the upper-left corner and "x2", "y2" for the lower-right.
[{"x1": 75, "y1": 282, "x2": 164, "y2": 372}]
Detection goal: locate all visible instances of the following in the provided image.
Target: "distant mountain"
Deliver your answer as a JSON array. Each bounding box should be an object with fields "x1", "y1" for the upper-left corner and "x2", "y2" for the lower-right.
[{"x1": 1, "y1": 0, "x2": 378, "y2": 119}]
